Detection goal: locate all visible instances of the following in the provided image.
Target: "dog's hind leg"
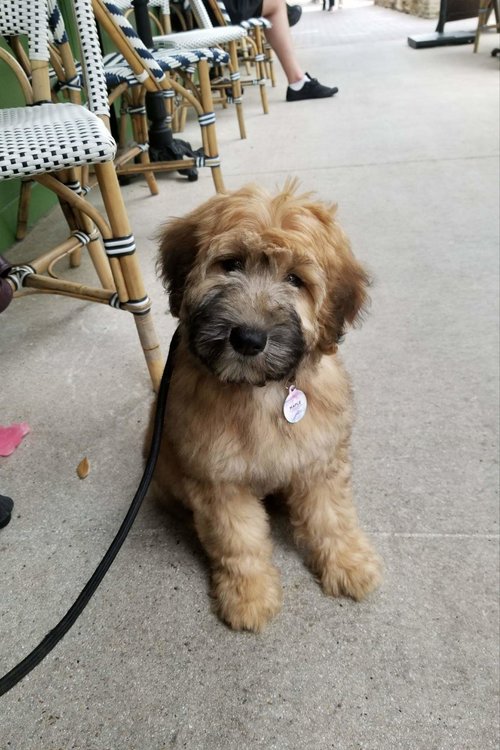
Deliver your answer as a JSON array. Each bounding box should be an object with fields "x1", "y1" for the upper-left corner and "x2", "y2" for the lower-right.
[
  {"x1": 287, "y1": 444, "x2": 382, "y2": 601},
  {"x1": 191, "y1": 485, "x2": 283, "y2": 632}
]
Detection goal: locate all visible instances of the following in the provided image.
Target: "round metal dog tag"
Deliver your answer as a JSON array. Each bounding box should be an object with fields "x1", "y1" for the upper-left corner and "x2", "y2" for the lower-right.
[{"x1": 283, "y1": 386, "x2": 307, "y2": 424}]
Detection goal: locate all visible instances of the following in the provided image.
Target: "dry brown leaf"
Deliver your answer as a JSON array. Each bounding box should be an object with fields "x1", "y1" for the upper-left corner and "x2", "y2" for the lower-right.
[{"x1": 76, "y1": 457, "x2": 90, "y2": 479}]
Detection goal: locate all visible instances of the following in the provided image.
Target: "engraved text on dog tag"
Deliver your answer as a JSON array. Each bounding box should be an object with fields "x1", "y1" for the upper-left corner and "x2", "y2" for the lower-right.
[{"x1": 283, "y1": 385, "x2": 307, "y2": 424}]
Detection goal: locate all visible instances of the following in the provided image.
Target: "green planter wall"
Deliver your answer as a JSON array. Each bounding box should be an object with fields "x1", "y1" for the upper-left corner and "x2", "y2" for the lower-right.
[{"x1": 0, "y1": 39, "x2": 59, "y2": 253}]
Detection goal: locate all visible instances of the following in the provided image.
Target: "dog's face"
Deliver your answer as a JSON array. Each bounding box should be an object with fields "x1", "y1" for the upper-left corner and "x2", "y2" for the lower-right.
[{"x1": 158, "y1": 183, "x2": 370, "y2": 386}]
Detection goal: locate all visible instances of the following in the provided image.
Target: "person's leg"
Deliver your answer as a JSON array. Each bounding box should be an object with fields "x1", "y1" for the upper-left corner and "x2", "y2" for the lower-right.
[
  {"x1": 262, "y1": 0, "x2": 304, "y2": 84},
  {"x1": 261, "y1": 0, "x2": 338, "y2": 99}
]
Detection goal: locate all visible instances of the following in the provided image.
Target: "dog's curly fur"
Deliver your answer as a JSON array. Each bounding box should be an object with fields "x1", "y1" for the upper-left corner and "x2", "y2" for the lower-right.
[{"x1": 150, "y1": 182, "x2": 382, "y2": 631}]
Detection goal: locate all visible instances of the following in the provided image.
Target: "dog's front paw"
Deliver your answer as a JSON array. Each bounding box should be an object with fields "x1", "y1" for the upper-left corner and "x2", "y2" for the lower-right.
[
  {"x1": 317, "y1": 540, "x2": 383, "y2": 601},
  {"x1": 212, "y1": 566, "x2": 283, "y2": 632}
]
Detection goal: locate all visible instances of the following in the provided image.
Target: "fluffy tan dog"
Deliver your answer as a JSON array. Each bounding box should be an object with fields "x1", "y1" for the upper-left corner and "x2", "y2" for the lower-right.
[{"x1": 151, "y1": 182, "x2": 382, "y2": 631}]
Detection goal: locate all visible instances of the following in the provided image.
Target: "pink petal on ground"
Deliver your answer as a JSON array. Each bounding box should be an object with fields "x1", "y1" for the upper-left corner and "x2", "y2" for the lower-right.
[{"x1": 0, "y1": 423, "x2": 31, "y2": 457}]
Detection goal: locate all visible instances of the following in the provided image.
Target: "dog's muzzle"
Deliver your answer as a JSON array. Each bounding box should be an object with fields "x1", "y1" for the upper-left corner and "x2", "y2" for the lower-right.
[{"x1": 187, "y1": 288, "x2": 306, "y2": 385}]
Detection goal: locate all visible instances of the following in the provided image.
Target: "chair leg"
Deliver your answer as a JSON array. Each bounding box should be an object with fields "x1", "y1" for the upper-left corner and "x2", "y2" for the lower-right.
[
  {"x1": 59, "y1": 195, "x2": 82, "y2": 269},
  {"x1": 242, "y1": 34, "x2": 270, "y2": 114},
  {"x1": 228, "y1": 41, "x2": 247, "y2": 140},
  {"x1": 161, "y1": 12, "x2": 172, "y2": 33},
  {"x1": 240, "y1": 38, "x2": 253, "y2": 76},
  {"x1": 172, "y1": 69, "x2": 226, "y2": 190},
  {"x1": 64, "y1": 169, "x2": 115, "y2": 289},
  {"x1": 93, "y1": 160, "x2": 163, "y2": 390},
  {"x1": 175, "y1": 74, "x2": 190, "y2": 132},
  {"x1": 129, "y1": 92, "x2": 160, "y2": 197},
  {"x1": 16, "y1": 180, "x2": 33, "y2": 241},
  {"x1": 197, "y1": 59, "x2": 225, "y2": 194},
  {"x1": 264, "y1": 43, "x2": 276, "y2": 87},
  {"x1": 253, "y1": 28, "x2": 270, "y2": 115}
]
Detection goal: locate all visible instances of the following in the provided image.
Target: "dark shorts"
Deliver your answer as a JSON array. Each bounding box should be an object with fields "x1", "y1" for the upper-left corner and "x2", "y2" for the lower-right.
[{"x1": 223, "y1": 0, "x2": 264, "y2": 23}]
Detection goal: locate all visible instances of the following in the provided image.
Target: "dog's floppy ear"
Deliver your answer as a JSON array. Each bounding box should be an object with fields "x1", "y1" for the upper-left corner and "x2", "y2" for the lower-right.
[
  {"x1": 318, "y1": 230, "x2": 371, "y2": 354},
  {"x1": 157, "y1": 193, "x2": 228, "y2": 316},
  {"x1": 157, "y1": 214, "x2": 201, "y2": 318}
]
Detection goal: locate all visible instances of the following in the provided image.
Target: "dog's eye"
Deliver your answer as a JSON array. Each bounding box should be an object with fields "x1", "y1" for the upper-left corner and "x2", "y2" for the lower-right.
[
  {"x1": 220, "y1": 257, "x2": 244, "y2": 273},
  {"x1": 286, "y1": 273, "x2": 304, "y2": 288}
]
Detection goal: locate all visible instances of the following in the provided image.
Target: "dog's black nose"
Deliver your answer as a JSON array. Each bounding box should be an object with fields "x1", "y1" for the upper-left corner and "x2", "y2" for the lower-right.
[{"x1": 229, "y1": 326, "x2": 267, "y2": 356}]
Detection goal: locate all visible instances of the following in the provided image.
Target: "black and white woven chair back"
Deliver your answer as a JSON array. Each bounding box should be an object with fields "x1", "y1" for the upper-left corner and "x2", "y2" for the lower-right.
[
  {"x1": 47, "y1": 0, "x2": 68, "y2": 46},
  {"x1": 188, "y1": 0, "x2": 216, "y2": 29},
  {"x1": 69, "y1": 0, "x2": 110, "y2": 116},
  {"x1": 0, "y1": 0, "x2": 53, "y2": 101},
  {"x1": 100, "y1": 0, "x2": 169, "y2": 83},
  {"x1": 98, "y1": 2, "x2": 232, "y2": 80},
  {"x1": 0, "y1": 0, "x2": 50, "y2": 63},
  {"x1": 0, "y1": 0, "x2": 116, "y2": 180},
  {"x1": 0, "y1": 0, "x2": 109, "y2": 114}
]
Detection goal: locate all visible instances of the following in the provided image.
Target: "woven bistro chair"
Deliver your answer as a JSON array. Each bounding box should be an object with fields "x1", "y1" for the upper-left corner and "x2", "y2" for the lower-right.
[
  {"x1": 49, "y1": 1, "x2": 161, "y2": 197},
  {"x1": 0, "y1": 0, "x2": 163, "y2": 389},
  {"x1": 152, "y1": 0, "x2": 270, "y2": 115},
  {"x1": 0, "y1": 1, "x2": 119, "y2": 275},
  {"x1": 114, "y1": 0, "x2": 188, "y2": 33},
  {"x1": 98, "y1": 0, "x2": 245, "y2": 140},
  {"x1": 104, "y1": 0, "x2": 246, "y2": 129},
  {"x1": 13, "y1": 1, "x2": 158, "y2": 242},
  {"x1": 147, "y1": 0, "x2": 269, "y2": 119},
  {"x1": 112, "y1": 0, "x2": 167, "y2": 33},
  {"x1": 9, "y1": 0, "x2": 161, "y2": 242},
  {"x1": 154, "y1": 0, "x2": 191, "y2": 32},
  {"x1": 97, "y1": 0, "x2": 248, "y2": 138},
  {"x1": 181, "y1": 0, "x2": 274, "y2": 96},
  {"x1": 92, "y1": 0, "x2": 234, "y2": 166},
  {"x1": 208, "y1": 0, "x2": 276, "y2": 88},
  {"x1": 151, "y1": 0, "x2": 195, "y2": 33},
  {"x1": 47, "y1": 0, "x2": 235, "y2": 189}
]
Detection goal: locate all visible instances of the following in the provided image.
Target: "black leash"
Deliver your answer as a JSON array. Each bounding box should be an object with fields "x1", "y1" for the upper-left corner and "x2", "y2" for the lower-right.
[{"x1": 0, "y1": 327, "x2": 180, "y2": 698}]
